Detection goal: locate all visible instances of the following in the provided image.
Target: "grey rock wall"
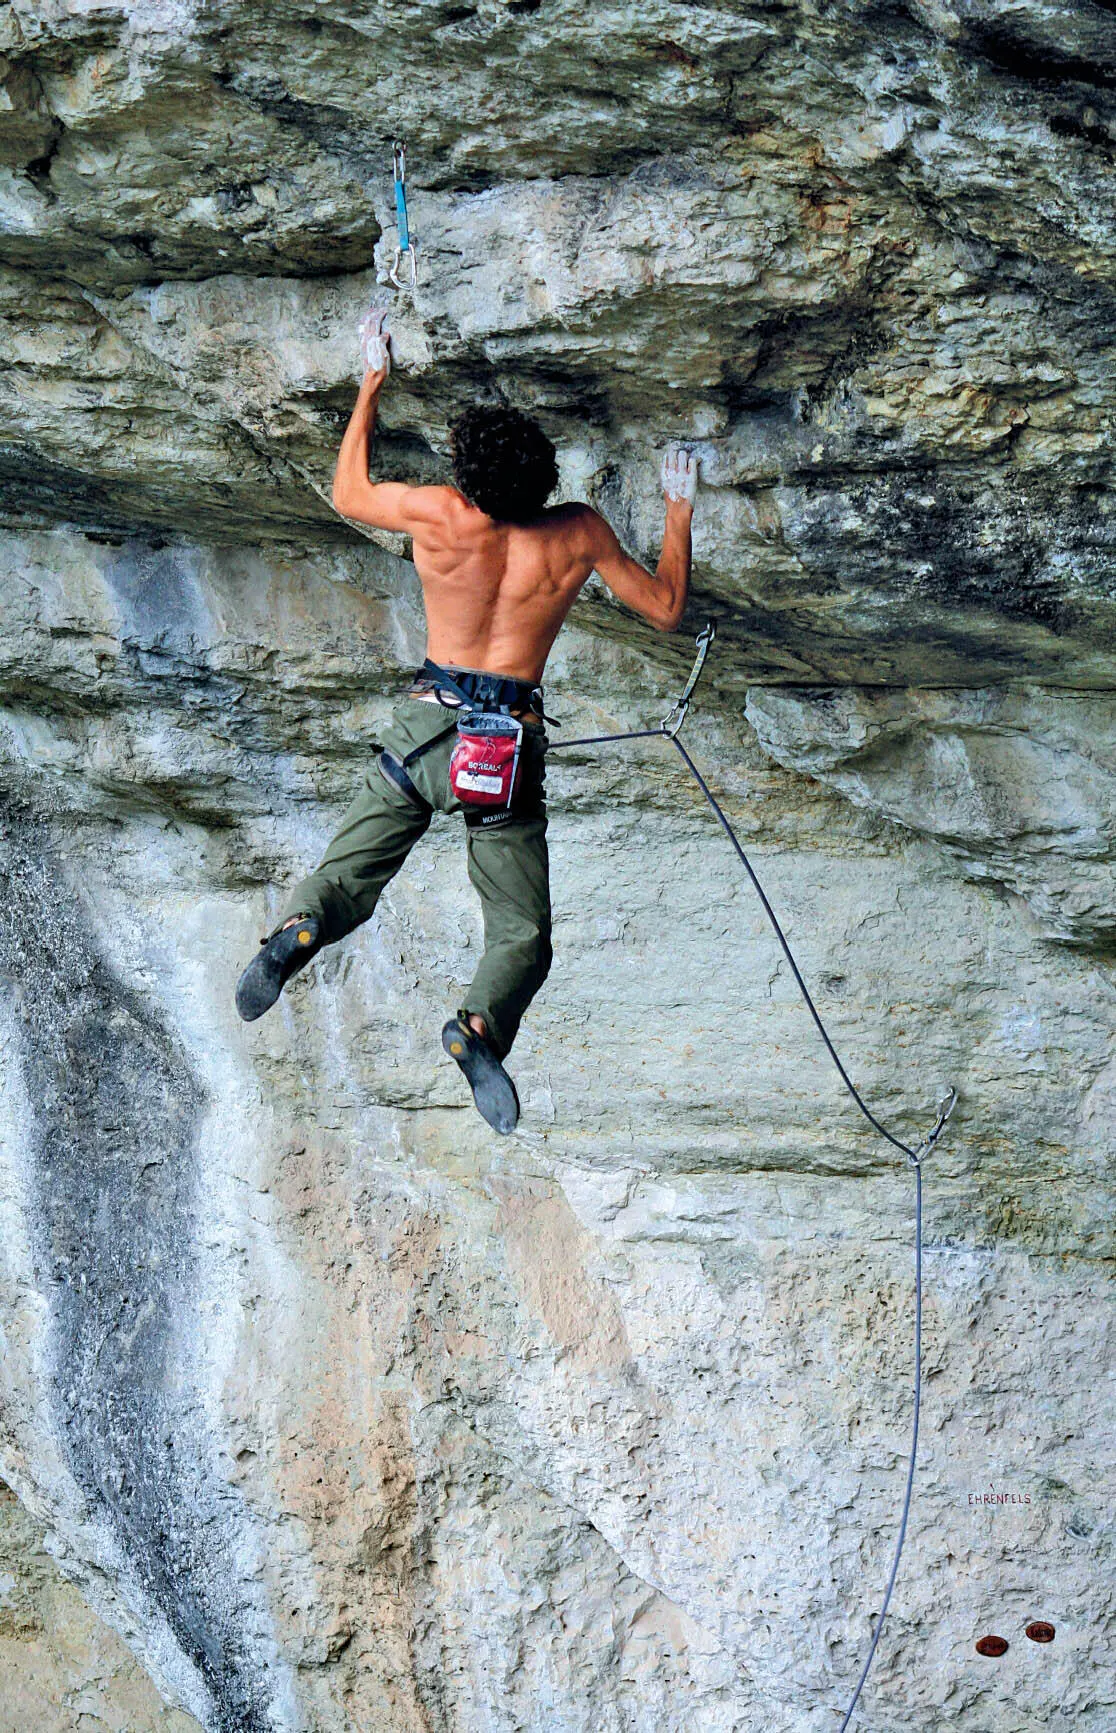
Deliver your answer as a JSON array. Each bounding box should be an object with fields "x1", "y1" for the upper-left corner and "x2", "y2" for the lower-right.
[
  {"x1": 0, "y1": 1479, "x2": 201, "y2": 1732},
  {"x1": 0, "y1": 3, "x2": 1113, "y2": 1731}
]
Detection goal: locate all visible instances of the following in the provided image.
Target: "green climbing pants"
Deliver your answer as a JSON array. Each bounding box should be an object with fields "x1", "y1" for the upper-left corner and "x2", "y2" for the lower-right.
[{"x1": 278, "y1": 697, "x2": 552, "y2": 1059}]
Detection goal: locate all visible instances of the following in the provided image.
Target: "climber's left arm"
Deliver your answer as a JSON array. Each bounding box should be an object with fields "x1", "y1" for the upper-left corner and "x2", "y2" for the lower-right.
[
  {"x1": 331, "y1": 307, "x2": 435, "y2": 533},
  {"x1": 330, "y1": 367, "x2": 392, "y2": 520},
  {"x1": 330, "y1": 382, "x2": 443, "y2": 533}
]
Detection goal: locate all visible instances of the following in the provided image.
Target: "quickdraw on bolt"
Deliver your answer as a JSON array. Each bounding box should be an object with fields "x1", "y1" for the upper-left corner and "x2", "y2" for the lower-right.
[
  {"x1": 660, "y1": 620, "x2": 715, "y2": 738},
  {"x1": 388, "y1": 140, "x2": 418, "y2": 291}
]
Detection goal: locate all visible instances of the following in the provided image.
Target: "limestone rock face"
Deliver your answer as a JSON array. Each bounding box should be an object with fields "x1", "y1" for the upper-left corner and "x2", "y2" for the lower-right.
[
  {"x1": 0, "y1": 1480, "x2": 201, "y2": 1733},
  {"x1": 0, "y1": 4, "x2": 1113, "y2": 1732}
]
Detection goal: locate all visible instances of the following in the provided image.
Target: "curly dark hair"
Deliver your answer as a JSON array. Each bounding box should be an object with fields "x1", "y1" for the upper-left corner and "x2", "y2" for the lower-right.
[{"x1": 450, "y1": 405, "x2": 559, "y2": 524}]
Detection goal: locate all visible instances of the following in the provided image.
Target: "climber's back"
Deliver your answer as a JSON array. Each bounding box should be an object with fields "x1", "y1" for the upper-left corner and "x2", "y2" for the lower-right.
[
  {"x1": 407, "y1": 491, "x2": 625, "y2": 684},
  {"x1": 335, "y1": 402, "x2": 695, "y2": 676}
]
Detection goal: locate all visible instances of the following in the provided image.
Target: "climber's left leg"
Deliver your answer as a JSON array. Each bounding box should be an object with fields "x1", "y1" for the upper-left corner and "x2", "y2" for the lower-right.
[
  {"x1": 460, "y1": 809, "x2": 552, "y2": 1062},
  {"x1": 440, "y1": 812, "x2": 550, "y2": 1135}
]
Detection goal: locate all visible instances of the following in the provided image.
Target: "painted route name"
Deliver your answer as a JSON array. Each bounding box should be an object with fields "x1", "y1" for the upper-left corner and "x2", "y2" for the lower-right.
[{"x1": 969, "y1": 1483, "x2": 1033, "y2": 1507}]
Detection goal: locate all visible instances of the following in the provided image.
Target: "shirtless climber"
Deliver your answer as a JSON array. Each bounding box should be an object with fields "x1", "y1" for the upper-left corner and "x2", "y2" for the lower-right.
[{"x1": 235, "y1": 308, "x2": 699, "y2": 1133}]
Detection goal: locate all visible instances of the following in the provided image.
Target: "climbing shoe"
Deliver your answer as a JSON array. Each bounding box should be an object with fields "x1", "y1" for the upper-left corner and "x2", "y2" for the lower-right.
[
  {"x1": 235, "y1": 917, "x2": 322, "y2": 1022},
  {"x1": 441, "y1": 1013, "x2": 520, "y2": 1135}
]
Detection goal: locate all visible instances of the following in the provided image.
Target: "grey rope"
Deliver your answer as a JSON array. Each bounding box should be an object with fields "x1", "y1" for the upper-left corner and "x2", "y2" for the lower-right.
[
  {"x1": 554, "y1": 727, "x2": 664, "y2": 750},
  {"x1": 835, "y1": 1157, "x2": 922, "y2": 1730},
  {"x1": 551, "y1": 709, "x2": 946, "y2": 1728},
  {"x1": 668, "y1": 737, "x2": 917, "y2": 1161}
]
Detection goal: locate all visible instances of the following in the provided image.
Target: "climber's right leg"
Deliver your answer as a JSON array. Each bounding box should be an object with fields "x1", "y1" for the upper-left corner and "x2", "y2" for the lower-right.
[
  {"x1": 277, "y1": 759, "x2": 433, "y2": 943},
  {"x1": 235, "y1": 759, "x2": 432, "y2": 1021}
]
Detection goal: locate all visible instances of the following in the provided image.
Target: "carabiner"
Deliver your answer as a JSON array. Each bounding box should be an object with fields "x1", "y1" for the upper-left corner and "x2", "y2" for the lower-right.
[
  {"x1": 908, "y1": 1086, "x2": 958, "y2": 1167},
  {"x1": 388, "y1": 245, "x2": 418, "y2": 291}
]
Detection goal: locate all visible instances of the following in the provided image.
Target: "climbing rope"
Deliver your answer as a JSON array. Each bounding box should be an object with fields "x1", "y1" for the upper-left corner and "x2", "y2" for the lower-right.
[{"x1": 550, "y1": 624, "x2": 957, "y2": 1727}]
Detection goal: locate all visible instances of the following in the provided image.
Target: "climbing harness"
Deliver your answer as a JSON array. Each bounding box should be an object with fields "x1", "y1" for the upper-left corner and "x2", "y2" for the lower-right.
[
  {"x1": 381, "y1": 660, "x2": 550, "y2": 828},
  {"x1": 549, "y1": 624, "x2": 959, "y2": 1728},
  {"x1": 387, "y1": 140, "x2": 418, "y2": 292}
]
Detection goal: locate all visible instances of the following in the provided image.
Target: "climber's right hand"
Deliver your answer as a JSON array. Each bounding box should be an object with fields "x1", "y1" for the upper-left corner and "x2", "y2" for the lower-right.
[
  {"x1": 661, "y1": 445, "x2": 698, "y2": 511},
  {"x1": 358, "y1": 306, "x2": 392, "y2": 384}
]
